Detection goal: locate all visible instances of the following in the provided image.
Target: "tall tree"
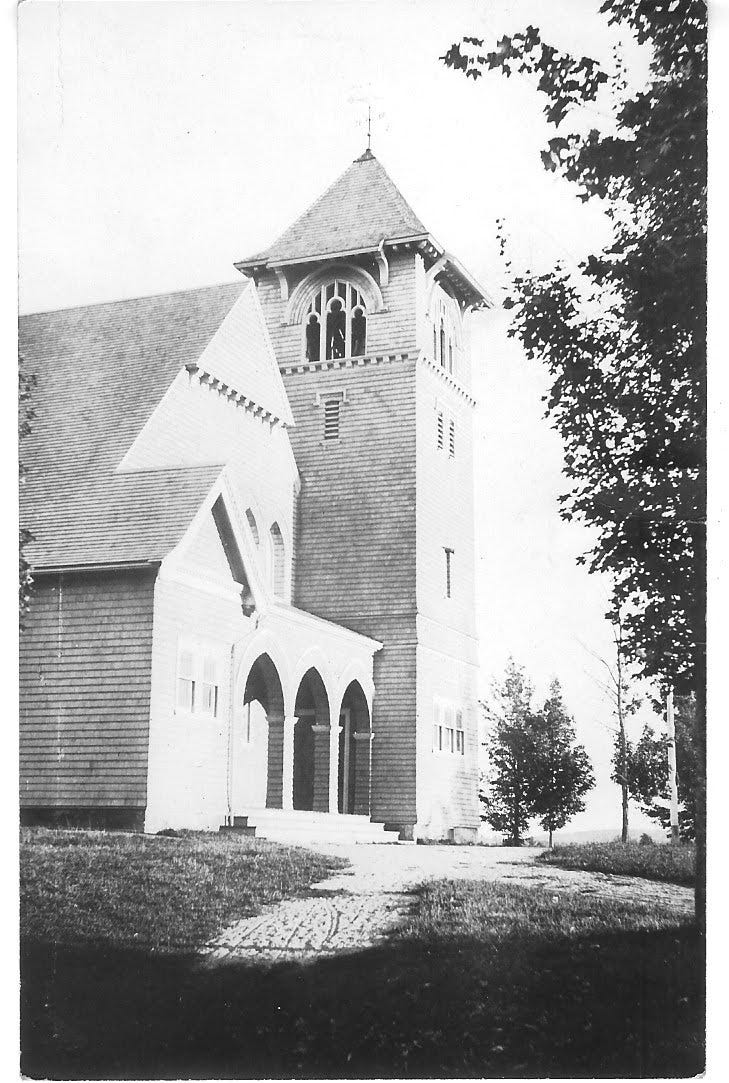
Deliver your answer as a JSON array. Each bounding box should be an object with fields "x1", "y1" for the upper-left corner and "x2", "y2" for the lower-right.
[
  {"x1": 19, "y1": 355, "x2": 36, "y2": 629},
  {"x1": 443, "y1": 0, "x2": 706, "y2": 921},
  {"x1": 481, "y1": 659, "x2": 540, "y2": 845},
  {"x1": 531, "y1": 679, "x2": 595, "y2": 848}
]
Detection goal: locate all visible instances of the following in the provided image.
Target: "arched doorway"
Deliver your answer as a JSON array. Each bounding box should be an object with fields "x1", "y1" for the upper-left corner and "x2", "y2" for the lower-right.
[
  {"x1": 338, "y1": 681, "x2": 371, "y2": 815},
  {"x1": 293, "y1": 668, "x2": 330, "y2": 811},
  {"x1": 234, "y1": 654, "x2": 285, "y2": 810}
]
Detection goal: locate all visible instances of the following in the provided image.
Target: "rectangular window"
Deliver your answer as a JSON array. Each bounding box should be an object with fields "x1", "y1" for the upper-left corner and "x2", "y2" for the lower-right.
[
  {"x1": 200, "y1": 657, "x2": 219, "y2": 718},
  {"x1": 177, "y1": 644, "x2": 221, "y2": 718},
  {"x1": 455, "y1": 709, "x2": 465, "y2": 755},
  {"x1": 323, "y1": 397, "x2": 342, "y2": 441},
  {"x1": 433, "y1": 700, "x2": 466, "y2": 755},
  {"x1": 436, "y1": 410, "x2": 444, "y2": 450},
  {"x1": 445, "y1": 548, "x2": 453, "y2": 599},
  {"x1": 449, "y1": 418, "x2": 456, "y2": 457},
  {"x1": 177, "y1": 649, "x2": 195, "y2": 712}
]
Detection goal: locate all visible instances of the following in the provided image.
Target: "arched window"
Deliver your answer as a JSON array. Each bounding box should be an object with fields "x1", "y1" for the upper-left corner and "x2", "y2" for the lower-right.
[
  {"x1": 304, "y1": 280, "x2": 367, "y2": 361},
  {"x1": 431, "y1": 291, "x2": 461, "y2": 379},
  {"x1": 269, "y1": 523, "x2": 285, "y2": 598},
  {"x1": 245, "y1": 508, "x2": 259, "y2": 545}
]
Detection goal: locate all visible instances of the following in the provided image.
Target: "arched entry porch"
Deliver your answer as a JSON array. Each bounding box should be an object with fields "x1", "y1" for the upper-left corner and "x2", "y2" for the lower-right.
[
  {"x1": 233, "y1": 653, "x2": 287, "y2": 811},
  {"x1": 337, "y1": 680, "x2": 372, "y2": 815},
  {"x1": 293, "y1": 668, "x2": 331, "y2": 812}
]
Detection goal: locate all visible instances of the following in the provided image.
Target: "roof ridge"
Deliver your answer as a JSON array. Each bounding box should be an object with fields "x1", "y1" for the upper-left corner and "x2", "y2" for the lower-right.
[{"x1": 19, "y1": 279, "x2": 248, "y2": 320}]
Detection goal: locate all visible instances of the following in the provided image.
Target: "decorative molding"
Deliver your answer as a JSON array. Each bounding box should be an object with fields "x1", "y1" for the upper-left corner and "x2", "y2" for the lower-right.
[
  {"x1": 279, "y1": 350, "x2": 412, "y2": 377},
  {"x1": 353, "y1": 731, "x2": 374, "y2": 742},
  {"x1": 375, "y1": 241, "x2": 389, "y2": 287},
  {"x1": 189, "y1": 365, "x2": 289, "y2": 427},
  {"x1": 285, "y1": 262, "x2": 384, "y2": 326},
  {"x1": 417, "y1": 351, "x2": 477, "y2": 407},
  {"x1": 273, "y1": 267, "x2": 289, "y2": 301}
]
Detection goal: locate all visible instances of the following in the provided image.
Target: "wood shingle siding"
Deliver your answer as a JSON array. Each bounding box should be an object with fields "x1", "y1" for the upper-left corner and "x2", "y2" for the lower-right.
[{"x1": 19, "y1": 569, "x2": 156, "y2": 813}]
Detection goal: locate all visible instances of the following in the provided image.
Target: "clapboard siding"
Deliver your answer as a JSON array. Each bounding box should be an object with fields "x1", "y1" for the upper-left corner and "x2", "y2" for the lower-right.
[{"x1": 19, "y1": 569, "x2": 156, "y2": 809}]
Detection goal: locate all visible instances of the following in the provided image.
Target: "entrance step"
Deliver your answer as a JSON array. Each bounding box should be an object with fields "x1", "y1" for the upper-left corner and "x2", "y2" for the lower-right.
[
  {"x1": 219, "y1": 824, "x2": 257, "y2": 838},
  {"x1": 227, "y1": 808, "x2": 401, "y2": 845}
]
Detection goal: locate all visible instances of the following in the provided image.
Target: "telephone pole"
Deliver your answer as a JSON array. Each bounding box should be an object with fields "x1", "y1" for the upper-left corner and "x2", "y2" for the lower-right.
[{"x1": 666, "y1": 688, "x2": 680, "y2": 842}]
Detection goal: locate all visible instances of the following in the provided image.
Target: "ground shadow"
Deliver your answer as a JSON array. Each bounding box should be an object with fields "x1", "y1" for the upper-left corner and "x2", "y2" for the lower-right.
[{"x1": 21, "y1": 922, "x2": 704, "y2": 1079}]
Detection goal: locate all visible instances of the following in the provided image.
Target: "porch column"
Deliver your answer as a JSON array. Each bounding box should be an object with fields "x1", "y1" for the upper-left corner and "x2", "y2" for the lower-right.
[
  {"x1": 265, "y1": 718, "x2": 285, "y2": 809},
  {"x1": 329, "y1": 720, "x2": 343, "y2": 814},
  {"x1": 282, "y1": 715, "x2": 296, "y2": 811},
  {"x1": 352, "y1": 731, "x2": 373, "y2": 816},
  {"x1": 312, "y1": 724, "x2": 331, "y2": 812}
]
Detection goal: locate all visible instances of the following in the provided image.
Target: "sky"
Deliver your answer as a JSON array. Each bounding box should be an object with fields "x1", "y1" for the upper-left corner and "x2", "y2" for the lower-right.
[{"x1": 17, "y1": 0, "x2": 673, "y2": 835}]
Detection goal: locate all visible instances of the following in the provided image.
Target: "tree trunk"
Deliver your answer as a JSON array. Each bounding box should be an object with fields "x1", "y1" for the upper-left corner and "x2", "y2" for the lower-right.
[
  {"x1": 619, "y1": 718, "x2": 629, "y2": 843},
  {"x1": 548, "y1": 826, "x2": 553, "y2": 849}
]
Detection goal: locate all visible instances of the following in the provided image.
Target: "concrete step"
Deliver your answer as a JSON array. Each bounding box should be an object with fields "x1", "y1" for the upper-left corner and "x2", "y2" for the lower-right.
[
  {"x1": 219, "y1": 824, "x2": 257, "y2": 837},
  {"x1": 231, "y1": 808, "x2": 401, "y2": 845}
]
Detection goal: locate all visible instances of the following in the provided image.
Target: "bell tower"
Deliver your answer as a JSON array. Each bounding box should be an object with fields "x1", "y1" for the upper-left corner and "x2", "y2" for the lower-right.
[{"x1": 236, "y1": 149, "x2": 492, "y2": 839}]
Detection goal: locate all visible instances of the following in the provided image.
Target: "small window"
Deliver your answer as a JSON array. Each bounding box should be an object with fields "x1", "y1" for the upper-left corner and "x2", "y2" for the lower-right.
[
  {"x1": 270, "y1": 523, "x2": 286, "y2": 597},
  {"x1": 200, "y1": 657, "x2": 219, "y2": 718},
  {"x1": 449, "y1": 418, "x2": 456, "y2": 458},
  {"x1": 177, "y1": 649, "x2": 195, "y2": 712},
  {"x1": 439, "y1": 320, "x2": 446, "y2": 369},
  {"x1": 177, "y1": 645, "x2": 220, "y2": 718},
  {"x1": 436, "y1": 410, "x2": 444, "y2": 451},
  {"x1": 445, "y1": 548, "x2": 453, "y2": 599},
  {"x1": 455, "y1": 710, "x2": 465, "y2": 755},
  {"x1": 245, "y1": 508, "x2": 260, "y2": 545},
  {"x1": 433, "y1": 699, "x2": 466, "y2": 755}
]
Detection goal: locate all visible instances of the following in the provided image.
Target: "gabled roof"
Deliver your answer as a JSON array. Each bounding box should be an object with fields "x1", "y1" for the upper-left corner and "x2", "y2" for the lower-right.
[
  {"x1": 18, "y1": 281, "x2": 253, "y2": 569},
  {"x1": 236, "y1": 149, "x2": 492, "y2": 308}
]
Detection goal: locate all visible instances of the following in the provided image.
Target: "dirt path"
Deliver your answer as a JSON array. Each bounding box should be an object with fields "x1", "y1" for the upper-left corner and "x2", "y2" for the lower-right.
[{"x1": 201, "y1": 844, "x2": 693, "y2": 965}]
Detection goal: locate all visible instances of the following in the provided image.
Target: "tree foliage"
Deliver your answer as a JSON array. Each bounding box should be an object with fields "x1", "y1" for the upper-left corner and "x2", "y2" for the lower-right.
[
  {"x1": 612, "y1": 695, "x2": 697, "y2": 838},
  {"x1": 19, "y1": 355, "x2": 36, "y2": 629},
  {"x1": 481, "y1": 660, "x2": 538, "y2": 843},
  {"x1": 443, "y1": 1, "x2": 706, "y2": 697},
  {"x1": 531, "y1": 679, "x2": 595, "y2": 847},
  {"x1": 482, "y1": 662, "x2": 594, "y2": 845}
]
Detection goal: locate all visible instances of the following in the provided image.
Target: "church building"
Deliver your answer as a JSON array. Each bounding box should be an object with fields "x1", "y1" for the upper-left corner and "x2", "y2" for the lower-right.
[{"x1": 19, "y1": 150, "x2": 492, "y2": 842}]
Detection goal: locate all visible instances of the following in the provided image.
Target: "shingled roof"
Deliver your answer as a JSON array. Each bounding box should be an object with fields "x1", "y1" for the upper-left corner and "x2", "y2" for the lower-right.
[
  {"x1": 236, "y1": 150, "x2": 491, "y2": 307},
  {"x1": 19, "y1": 282, "x2": 247, "y2": 570},
  {"x1": 239, "y1": 149, "x2": 428, "y2": 267}
]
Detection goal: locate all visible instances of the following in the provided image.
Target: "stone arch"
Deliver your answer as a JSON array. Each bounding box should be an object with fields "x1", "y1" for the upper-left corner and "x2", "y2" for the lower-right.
[
  {"x1": 337, "y1": 680, "x2": 372, "y2": 816},
  {"x1": 286, "y1": 262, "x2": 385, "y2": 326},
  {"x1": 292, "y1": 667, "x2": 331, "y2": 812}
]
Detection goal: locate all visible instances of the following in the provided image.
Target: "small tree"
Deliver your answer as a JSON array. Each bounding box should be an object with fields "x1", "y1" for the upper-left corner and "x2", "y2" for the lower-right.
[
  {"x1": 531, "y1": 679, "x2": 595, "y2": 848},
  {"x1": 481, "y1": 659, "x2": 540, "y2": 845}
]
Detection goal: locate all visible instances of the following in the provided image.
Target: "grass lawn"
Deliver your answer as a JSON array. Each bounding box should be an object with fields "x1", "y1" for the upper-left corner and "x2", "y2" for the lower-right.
[
  {"x1": 20, "y1": 827, "x2": 348, "y2": 950},
  {"x1": 538, "y1": 840, "x2": 696, "y2": 885},
  {"x1": 21, "y1": 829, "x2": 704, "y2": 1079}
]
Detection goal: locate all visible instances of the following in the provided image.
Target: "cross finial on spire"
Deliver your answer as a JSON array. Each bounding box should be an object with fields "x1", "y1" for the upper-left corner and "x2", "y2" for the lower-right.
[{"x1": 367, "y1": 105, "x2": 371, "y2": 151}]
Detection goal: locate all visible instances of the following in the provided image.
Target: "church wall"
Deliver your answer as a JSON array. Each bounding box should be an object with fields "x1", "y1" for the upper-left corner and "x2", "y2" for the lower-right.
[
  {"x1": 19, "y1": 568, "x2": 156, "y2": 822},
  {"x1": 279, "y1": 354, "x2": 419, "y2": 829},
  {"x1": 145, "y1": 568, "x2": 244, "y2": 834},
  {"x1": 414, "y1": 354, "x2": 480, "y2": 836}
]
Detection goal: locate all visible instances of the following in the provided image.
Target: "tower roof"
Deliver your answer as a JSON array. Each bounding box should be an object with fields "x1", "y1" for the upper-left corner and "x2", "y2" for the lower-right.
[{"x1": 236, "y1": 150, "x2": 492, "y2": 308}]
